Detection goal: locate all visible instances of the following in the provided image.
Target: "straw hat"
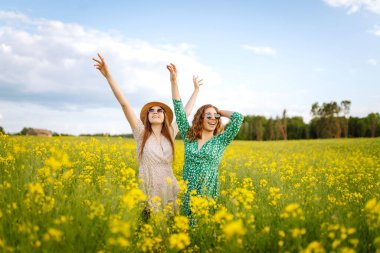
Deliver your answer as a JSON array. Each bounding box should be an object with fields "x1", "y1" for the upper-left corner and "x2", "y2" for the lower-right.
[{"x1": 140, "y1": 101, "x2": 174, "y2": 125}]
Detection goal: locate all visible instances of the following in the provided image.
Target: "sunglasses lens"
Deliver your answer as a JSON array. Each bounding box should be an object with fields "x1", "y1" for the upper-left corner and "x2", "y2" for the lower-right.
[
  {"x1": 148, "y1": 108, "x2": 164, "y2": 113},
  {"x1": 205, "y1": 113, "x2": 220, "y2": 120}
]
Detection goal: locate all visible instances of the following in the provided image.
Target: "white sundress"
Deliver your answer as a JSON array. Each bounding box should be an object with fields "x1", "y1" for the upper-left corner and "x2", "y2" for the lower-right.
[{"x1": 132, "y1": 120, "x2": 180, "y2": 211}]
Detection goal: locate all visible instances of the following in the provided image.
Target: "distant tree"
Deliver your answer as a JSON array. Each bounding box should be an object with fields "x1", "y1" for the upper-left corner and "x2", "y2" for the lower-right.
[
  {"x1": 20, "y1": 127, "x2": 33, "y2": 135},
  {"x1": 287, "y1": 117, "x2": 308, "y2": 139},
  {"x1": 308, "y1": 118, "x2": 319, "y2": 139},
  {"x1": 254, "y1": 116, "x2": 265, "y2": 141},
  {"x1": 235, "y1": 103, "x2": 378, "y2": 141},
  {"x1": 266, "y1": 118, "x2": 275, "y2": 141},
  {"x1": 0, "y1": 126, "x2": 4, "y2": 134},
  {"x1": 280, "y1": 110, "x2": 288, "y2": 140},
  {"x1": 311, "y1": 101, "x2": 342, "y2": 138},
  {"x1": 340, "y1": 100, "x2": 351, "y2": 137},
  {"x1": 366, "y1": 113, "x2": 380, "y2": 137},
  {"x1": 348, "y1": 117, "x2": 367, "y2": 137},
  {"x1": 236, "y1": 117, "x2": 251, "y2": 140}
]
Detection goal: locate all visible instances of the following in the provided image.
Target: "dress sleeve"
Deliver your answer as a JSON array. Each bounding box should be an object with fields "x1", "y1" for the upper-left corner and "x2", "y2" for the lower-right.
[
  {"x1": 172, "y1": 99, "x2": 190, "y2": 139},
  {"x1": 132, "y1": 119, "x2": 145, "y2": 146},
  {"x1": 217, "y1": 112, "x2": 244, "y2": 146}
]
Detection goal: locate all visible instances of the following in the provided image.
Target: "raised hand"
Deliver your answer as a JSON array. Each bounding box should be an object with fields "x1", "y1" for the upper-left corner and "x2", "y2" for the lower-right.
[
  {"x1": 93, "y1": 53, "x2": 110, "y2": 78},
  {"x1": 166, "y1": 63, "x2": 177, "y2": 83},
  {"x1": 193, "y1": 75, "x2": 203, "y2": 90}
]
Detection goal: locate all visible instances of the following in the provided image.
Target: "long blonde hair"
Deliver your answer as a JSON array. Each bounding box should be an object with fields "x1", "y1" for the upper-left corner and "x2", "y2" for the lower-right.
[
  {"x1": 139, "y1": 109, "x2": 175, "y2": 160},
  {"x1": 186, "y1": 104, "x2": 224, "y2": 141}
]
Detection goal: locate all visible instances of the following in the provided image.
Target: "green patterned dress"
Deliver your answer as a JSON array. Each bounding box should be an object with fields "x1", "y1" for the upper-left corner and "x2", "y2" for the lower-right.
[{"x1": 173, "y1": 99, "x2": 244, "y2": 216}]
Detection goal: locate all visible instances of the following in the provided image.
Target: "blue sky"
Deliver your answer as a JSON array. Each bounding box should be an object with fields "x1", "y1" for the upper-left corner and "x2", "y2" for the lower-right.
[{"x1": 1, "y1": 0, "x2": 379, "y2": 135}]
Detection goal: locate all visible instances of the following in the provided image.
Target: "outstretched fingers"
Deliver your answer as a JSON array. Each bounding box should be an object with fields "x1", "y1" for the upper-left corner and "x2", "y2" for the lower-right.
[
  {"x1": 92, "y1": 53, "x2": 109, "y2": 77},
  {"x1": 193, "y1": 75, "x2": 204, "y2": 86},
  {"x1": 92, "y1": 53, "x2": 104, "y2": 69},
  {"x1": 166, "y1": 63, "x2": 177, "y2": 73}
]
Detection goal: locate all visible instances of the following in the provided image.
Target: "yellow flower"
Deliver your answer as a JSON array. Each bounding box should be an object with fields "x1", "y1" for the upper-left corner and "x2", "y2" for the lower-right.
[
  {"x1": 62, "y1": 169, "x2": 74, "y2": 181},
  {"x1": 290, "y1": 228, "x2": 306, "y2": 238},
  {"x1": 260, "y1": 179, "x2": 268, "y2": 187},
  {"x1": 174, "y1": 216, "x2": 189, "y2": 232},
  {"x1": 301, "y1": 241, "x2": 325, "y2": 253},
  {"x1": 108, "y1": 236, "x2": 130, "y2": 248},
  {"x1": 373, "y1": 236, "x2": 380, "y2": 248},
  {"x1": 43, "y1": 228, "x2": 63, "y2": 242},
  {"x1": 214, "y1": 207, "x2": 233, "y2": 224},
  {"x1": 88, "y1": 201, "x2": 105, "y2": 220},
  {"x1": 166, "y1": 177, "x2": 173, "y2": 185},
  {"x1": 109, "y1": 219, "x2": 130, "y2": 238},
  {"x1": 32, "y1": 240, "x2": 41, "y2": 248},
  {"x1": 338, "y1": 247, "x2": 355, "y2": 253},
  {"x1": 348, "y1": 238, "x2": 359, "y2": 248},
  {"x1": 230, "y1": 187, "x2": 255, "y2": 209},
  {"x1": 190, "y1": 195, "x2": 215, "y2": 218},
  {"x1": 223, "y1": 220, "x2": 246, "y2": 240},
  {"x1": 332, "y1": 239, "x2": 341, "y2": 249},
  {"x1": 169, "y1": 233, "x2": 190, "y2": 250},
  {"x1": 280, "y1": 203, "x2": 305, "y2": 220},
  {"x1": 121, "y1": 188, "x2": 147, "y2": 209},
  {"x1": 138, "y1": 237, "x2": 162, "y2": 252},
  {"x1": 28, "y1": 183, "x2": 45, "y2": 195},
  {"x1": 268, "y1": 187, "x2": 282, "y2": 206}
]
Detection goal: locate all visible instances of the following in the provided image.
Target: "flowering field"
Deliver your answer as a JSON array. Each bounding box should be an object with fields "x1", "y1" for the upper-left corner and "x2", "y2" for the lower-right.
[{"x1": 1, "y1": 134, "x2": 380, "y2": 252}]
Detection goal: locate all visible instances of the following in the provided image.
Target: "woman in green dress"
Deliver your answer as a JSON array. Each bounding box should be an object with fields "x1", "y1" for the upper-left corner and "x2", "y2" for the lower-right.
[{"x1": 167, "y1": 63, "x2": 244, "y2": 217}]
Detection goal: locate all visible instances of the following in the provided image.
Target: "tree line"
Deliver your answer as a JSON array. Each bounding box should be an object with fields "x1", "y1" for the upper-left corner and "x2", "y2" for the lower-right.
[
  {"x1": 1, "y1": 100, "x2": 379, "y2": 140},
  {"x1": 235, "y1": 100, "x2": 380, "y2": 140}
]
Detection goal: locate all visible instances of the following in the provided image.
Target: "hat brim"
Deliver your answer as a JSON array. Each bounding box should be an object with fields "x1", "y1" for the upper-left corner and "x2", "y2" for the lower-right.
[{"x1": 140, "y1": 101, "x2": 174, "y2": 125}]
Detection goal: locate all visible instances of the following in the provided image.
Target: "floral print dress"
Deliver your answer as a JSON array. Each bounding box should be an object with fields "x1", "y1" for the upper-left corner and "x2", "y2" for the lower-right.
[
  {"x1": 133, "y1": 120, "x2": 180, "y2": 211},
  {"x1": 172, "y1": 99, "x2": 244, "y2": 216}
]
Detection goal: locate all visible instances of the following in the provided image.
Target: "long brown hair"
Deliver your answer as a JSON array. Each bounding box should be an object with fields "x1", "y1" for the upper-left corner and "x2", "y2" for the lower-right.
[
  {"x1": 186, "y1": 104, "x2": 224, "y2": 141},
  {"x1": 139, "y1": 109, "x2": 175, "y2": 160}
]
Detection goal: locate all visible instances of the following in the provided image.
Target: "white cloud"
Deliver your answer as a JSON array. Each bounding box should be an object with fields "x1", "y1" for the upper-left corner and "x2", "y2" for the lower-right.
[
  {"x1": 0, "y1": 11, "x2": 220, "y2": 95},
  {"x1": 0, "y1": 100, "x2": 134, "y2": 135},
  {"x1": 367, "y1": 58, "x2": 378, "y2": 65},
  {"x1": 0, "y1": 10, "x2": 31, "y2": 23},
  {"x1": 369, "y1": 25, "x2": 380, "y2": 35},
  {"x1": 242, "y1": 45, "x2": 277, "y2": 56},
  {"x1": 0, "y1": 11, "x2": 222, "y2": 134},
  {"x1": 324, "y1": 0, "x2": 380, "y2": 14}
]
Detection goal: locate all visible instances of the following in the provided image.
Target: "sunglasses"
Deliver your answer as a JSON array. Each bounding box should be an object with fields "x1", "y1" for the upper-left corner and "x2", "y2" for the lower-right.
[
  {"x1": 205, "y1": 113, "x2": 221, "y2": 120},
  {"x1": 148, "y1": 108, "x2": 164, "y2": 114}
]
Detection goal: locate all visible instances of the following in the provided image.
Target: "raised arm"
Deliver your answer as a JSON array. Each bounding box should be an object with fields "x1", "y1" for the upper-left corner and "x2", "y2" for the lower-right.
[
  {"x1": 217, "y1": 110, "x2": 244, "y2": 146},
  {"x1": 218, "y1": 110, "x2": 234, "y2": 119},
  {"x1": 167, "y1": 64, "x2": 202, "y2": 116},
  {"x1": 93, "y1": 53, "x2": 138, "y2": 130},
  {"x1": 167, "y1": 63, "x2": 181, "y2": 100},
  {"x1": 167, "y1": 63, "x2": 191, "y2": 138},
  {"x1": 183, "y1": 75, "x2": 203, "y2": 117}
]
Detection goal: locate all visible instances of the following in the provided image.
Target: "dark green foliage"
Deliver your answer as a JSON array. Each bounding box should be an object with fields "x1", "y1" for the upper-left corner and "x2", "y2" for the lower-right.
[{"x1": 236, "y1": 100, "x2": 379, "y2": 140}]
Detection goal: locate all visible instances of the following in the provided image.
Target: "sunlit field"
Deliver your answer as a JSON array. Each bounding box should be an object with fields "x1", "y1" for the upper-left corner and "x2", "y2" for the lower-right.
[{"x1": 1, "y1": 134, "x2": 380, "y2": 252}]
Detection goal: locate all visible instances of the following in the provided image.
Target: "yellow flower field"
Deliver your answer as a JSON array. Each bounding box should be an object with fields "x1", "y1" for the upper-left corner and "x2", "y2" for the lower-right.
[{"x1": 0, "y1": 133, "x2": 379, "y2": 252}]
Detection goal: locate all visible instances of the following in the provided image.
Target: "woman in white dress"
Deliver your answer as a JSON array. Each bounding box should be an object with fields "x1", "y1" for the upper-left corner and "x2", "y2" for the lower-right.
[{"x1": 93, "y1": 54, "x2": 202, "y2": 212}]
